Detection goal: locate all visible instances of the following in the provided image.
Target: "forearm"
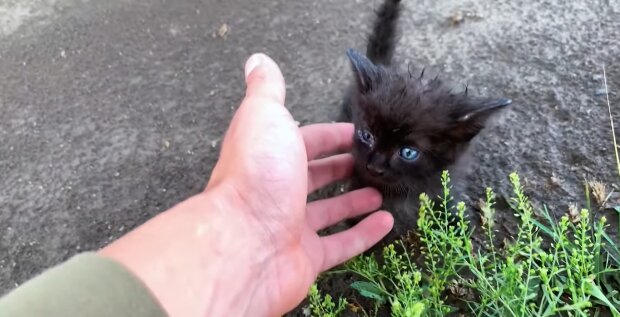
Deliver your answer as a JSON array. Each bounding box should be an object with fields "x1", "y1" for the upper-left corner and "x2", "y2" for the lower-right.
[{"x1": 0, "y1": 253, "x2": 167, "y2": 317}]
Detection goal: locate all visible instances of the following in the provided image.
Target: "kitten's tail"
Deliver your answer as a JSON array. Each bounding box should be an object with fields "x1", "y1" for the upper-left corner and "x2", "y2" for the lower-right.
[{"x1": 366, "y1": 0, "x2": 401, "y2": 65}]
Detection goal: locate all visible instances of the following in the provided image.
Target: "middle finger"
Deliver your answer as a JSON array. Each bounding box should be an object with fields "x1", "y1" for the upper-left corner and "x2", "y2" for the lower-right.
[{"x1": 307, "y1": 154, "x2": 354, "y2": 193}]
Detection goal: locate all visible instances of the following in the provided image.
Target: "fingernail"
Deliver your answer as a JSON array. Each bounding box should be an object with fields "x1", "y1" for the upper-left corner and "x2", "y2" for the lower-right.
[{"x1": 245, "y1": 54, "x2": 264, "y2": 78}]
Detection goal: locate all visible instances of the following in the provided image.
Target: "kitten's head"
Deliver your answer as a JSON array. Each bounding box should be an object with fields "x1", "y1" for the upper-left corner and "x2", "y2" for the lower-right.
[{"x1": 345, "y1": 48, "x2": 511, "y2": 194}]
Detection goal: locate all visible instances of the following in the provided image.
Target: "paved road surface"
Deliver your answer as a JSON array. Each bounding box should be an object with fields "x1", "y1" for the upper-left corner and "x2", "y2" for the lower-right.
[{"x1": 0, "y1": 0, "x2": 618, "y2": 295}]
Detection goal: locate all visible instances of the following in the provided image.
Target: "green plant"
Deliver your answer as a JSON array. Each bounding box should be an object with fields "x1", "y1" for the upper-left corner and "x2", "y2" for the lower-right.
[
  {"x1": 346, "y1": 242, "x2": 429, "y2": 317},
  {"x1": 344, "y1": 171, "x2": 469, "y2": 316},
  {"x1": 335, "y1": 171, "x2": 620, "y2": 317},
  {"x1": 416, "y1": 172, "x2": 471, "y2": 315},
  {"x1": 462, "y1": 174, "x2": 608, "y2": 316},
  {"x1": 308, "y1": 283, "x2": 348, "y2": 317}
]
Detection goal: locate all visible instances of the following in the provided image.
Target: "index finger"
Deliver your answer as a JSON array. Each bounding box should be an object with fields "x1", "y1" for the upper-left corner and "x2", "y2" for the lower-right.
[{"x1": 301, "y1": 123, "x2": 354, "y2": 160}]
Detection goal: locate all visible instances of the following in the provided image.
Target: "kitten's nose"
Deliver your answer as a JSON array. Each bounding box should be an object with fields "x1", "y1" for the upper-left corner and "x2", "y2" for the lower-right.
[{"x1": 366, "y1": 163, "x2": 385, "y2": 177}]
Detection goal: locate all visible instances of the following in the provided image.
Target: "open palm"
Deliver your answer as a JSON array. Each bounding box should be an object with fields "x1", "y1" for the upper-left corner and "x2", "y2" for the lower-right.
[{"x1": 205, "y1": 54, "x2": 393, "y2": 316}]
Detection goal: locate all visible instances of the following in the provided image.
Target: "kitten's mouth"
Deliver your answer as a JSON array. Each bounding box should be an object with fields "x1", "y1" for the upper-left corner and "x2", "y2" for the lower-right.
[
  {"x1": 360, "y1": 171, "x2": 395, "y2": 187},
  {"x1": 354, "y1": 162, "x2": 403, "y2": 191}
]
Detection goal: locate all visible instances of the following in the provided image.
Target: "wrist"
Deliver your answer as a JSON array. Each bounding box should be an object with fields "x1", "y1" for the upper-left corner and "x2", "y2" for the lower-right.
[{"x1": 99, "y1": 189, "x2": 275, "y2": 317}]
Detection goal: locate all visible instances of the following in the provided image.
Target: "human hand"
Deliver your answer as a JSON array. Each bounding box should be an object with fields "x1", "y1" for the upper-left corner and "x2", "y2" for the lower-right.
[
  {"x1": 205, "y1": 53, "x2": 395, "y2": 315},
  {"x1": 100, "y1": 53, "x2": 393, "y2": 317}
]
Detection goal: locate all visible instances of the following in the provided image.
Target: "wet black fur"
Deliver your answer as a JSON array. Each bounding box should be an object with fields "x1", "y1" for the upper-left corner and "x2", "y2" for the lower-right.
[{"x1": 339, "y1": 0, "x2": 511, "y2": 239}]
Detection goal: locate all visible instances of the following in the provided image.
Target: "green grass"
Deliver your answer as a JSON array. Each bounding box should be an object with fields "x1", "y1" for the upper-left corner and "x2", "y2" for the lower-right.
[
  {"x1": 307, "y1": 171, "x2": 620, "y2": 317},
  {"x1": 602, "y1": 65, "x2": 620, "y2": 249}
]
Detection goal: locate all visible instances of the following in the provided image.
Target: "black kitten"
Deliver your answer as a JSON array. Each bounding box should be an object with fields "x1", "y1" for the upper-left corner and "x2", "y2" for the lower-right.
[{"x1": 340, "y1": 0, "x2": 511, "y2": 239}]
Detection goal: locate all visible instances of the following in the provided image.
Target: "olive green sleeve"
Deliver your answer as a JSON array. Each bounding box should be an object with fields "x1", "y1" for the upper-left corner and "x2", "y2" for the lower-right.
[{"x1": 0, "y1": 252, "x2": 168, "y2": 317}]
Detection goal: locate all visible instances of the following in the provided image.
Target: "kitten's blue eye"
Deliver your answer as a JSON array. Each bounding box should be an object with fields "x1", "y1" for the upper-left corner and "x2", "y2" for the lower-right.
[
  {"x1": 399, "y1": 147, "x2": 420, "y2": 161},
  {"x1": 357, "y1": 129, "x2": 375, "y2": 146}
]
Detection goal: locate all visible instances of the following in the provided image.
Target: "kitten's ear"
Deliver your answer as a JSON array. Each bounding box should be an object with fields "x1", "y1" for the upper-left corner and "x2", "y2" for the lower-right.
[
  {"x1": 450, "y1": 98, "x2": 512, "y2": 141},
  {"x1": 346, "y1": 48, "x2": 379, "y2": 93}
]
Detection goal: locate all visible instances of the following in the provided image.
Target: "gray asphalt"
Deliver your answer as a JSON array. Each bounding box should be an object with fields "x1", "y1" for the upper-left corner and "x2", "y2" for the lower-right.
[{"x1": 1, "y1": 0, "x2": 619, "y2": 296}]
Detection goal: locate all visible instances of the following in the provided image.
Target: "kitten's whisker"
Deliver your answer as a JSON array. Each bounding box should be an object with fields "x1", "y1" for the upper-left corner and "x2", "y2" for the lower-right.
[{"x1": 399, "y1": 184, "x2": 408, "y2": 196}]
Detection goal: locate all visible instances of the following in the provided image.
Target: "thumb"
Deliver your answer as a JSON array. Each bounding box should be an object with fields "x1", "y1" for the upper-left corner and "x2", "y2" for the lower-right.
[
  {"x1": 243, "y1": 53, "x2": 286, "y2": 105},
  {"x1": 206, "y1": 54, "x2": 305, "y2": 192}
]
